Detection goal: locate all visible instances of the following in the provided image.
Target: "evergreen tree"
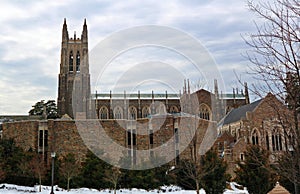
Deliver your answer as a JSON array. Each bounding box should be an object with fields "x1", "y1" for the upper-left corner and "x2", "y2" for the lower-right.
[
  {"x1": 176, "y1": 149, "x2": 229, "y2": 194},
  {"x1": 118, "y1": 154, "x2": 172, "y2": 190},
  {"x1": 277, "y1": 149, "x2": 300, "y2": 194},
  {"x1": 235, "y1": 145, "x2": 275, "y2": 194},
  {"x1": 29, "y1": 100, "x2": 59, "y2": 119},
  {"x1": 200, "y1": 149, "x2": 229, "y2": 194},
  {"x1": 75, "y1": 151, "x2": 111, "y2": 189},
  {"x1": 0, "y1": 139, "x2": 35, "y2": 185}
]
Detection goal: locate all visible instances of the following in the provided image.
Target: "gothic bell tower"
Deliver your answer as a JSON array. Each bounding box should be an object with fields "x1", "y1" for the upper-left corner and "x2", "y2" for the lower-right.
[{"x1": 57, "y1": 19, "x2": 91, "y2": 119}]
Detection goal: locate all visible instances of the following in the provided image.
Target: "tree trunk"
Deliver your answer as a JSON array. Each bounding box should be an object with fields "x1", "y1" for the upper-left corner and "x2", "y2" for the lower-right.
[
  {"x1": 196, "y1": 180, "x2": 200, "y2": 194},
  {"x1": 67, "y1": 177, "x2": 70, "y2": 191},
  {"x1": 114, "y1": 182, "x2": 117, "y2": 194},
  {"x1": 39, "y1": 175, "x2": 42, "y2": 192}
]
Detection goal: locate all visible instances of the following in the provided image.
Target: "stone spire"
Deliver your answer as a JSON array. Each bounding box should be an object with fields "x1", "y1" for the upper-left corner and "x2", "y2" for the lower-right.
[
  {"x1": 62, "y1": 18, "x2": 68, "y2": 42},
  {"x1": 82, "y1": 18, "x2": 88, "y2": 43}
]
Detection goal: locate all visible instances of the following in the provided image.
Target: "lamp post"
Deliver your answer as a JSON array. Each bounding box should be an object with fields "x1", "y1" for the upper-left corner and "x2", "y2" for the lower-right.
[{"x1": 50, "y1": 152, "x2": 56, "y2": 194}]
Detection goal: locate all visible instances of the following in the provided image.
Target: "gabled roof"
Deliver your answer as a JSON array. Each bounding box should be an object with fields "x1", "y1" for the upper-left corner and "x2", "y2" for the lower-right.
[
  {"x1": 219, "y1": 99, "x2": 263, "y2": 126},
  {"x1": 267, "y1": 182, "x2": 290, "y2": 194}
]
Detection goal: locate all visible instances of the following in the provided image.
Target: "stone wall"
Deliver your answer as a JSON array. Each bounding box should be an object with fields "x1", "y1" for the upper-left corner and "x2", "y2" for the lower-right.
[
  {"x1": 2, "y1": 116, "x2": 217, "y2": 168},
  {"x1": 2, "y1": 120, "x2": 39, "y2": 151}
]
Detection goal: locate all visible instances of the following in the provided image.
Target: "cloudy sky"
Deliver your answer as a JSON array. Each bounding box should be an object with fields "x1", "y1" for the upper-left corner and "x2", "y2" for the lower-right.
[{"x1": 0, "y1": 0, "x2": 262, "y2": 115}]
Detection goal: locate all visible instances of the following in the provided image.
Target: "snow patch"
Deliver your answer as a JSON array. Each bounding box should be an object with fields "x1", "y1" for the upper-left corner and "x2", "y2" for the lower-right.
[{"x1": 0, "y1": 183, "x2": 248, "y2": 194}]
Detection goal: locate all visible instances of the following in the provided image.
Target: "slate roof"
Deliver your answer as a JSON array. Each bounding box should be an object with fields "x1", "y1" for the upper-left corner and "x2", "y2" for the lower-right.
[{"x1": 219, "y1": 99, "x2": 263, "y2": 126}]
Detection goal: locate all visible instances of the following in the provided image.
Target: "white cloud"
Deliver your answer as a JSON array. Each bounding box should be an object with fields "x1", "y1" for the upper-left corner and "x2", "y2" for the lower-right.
[{"x1": 0, "y1": 0, "x2": 260, "y2": 115}]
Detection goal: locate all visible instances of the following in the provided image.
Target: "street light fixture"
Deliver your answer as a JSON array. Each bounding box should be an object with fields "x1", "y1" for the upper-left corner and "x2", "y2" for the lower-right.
[{"x1": 50, "y1": 152, "x2": 56, "y2": 194}]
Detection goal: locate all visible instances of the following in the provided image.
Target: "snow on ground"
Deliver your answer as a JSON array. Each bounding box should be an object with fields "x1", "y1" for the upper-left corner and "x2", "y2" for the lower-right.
[{"x1": 0, "y1": 183, "x2": 247, "y2": 194}]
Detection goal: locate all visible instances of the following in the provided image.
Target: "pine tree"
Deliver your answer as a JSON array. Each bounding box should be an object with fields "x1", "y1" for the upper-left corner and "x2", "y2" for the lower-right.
[
  {"x1": 0, "y1": 139, "x2": 35, "y2": 185},
  {"x1": 75, "y1": 151, "x2": 111, "y2": 189},
  {"x1": 28, "y1": 100, "x2": 59, "y2": 119},
  {"x1": 235, "y1": 145, "x2": 275, "y2": 194},
  {"x1": 201, "y1": 149, "x2": 229, "y2": 194},
  {"x1": 176, "y1": 149, "x2": 229, "y2": 194}
]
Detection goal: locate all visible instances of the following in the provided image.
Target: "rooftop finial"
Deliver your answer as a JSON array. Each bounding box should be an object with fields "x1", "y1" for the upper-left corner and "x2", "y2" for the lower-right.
[
  {"x1": 184, "y1": 79, "x2": 187, "y2": 94},
  {"x1": 187, "y1": 79, "x2": 190, "y2": 94}
]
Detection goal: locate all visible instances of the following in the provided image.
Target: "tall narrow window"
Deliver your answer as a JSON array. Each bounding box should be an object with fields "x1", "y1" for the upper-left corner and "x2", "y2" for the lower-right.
[
  {"x1": 142, "y1": 106, "x2": 150, "y2": 118},
  {"x1": 199, "y1": 104, "x2": 211, "y2": 120},
  {"x1": 127, "y1": 131, "x2": 131, "y2": 146},
  {"x1": 69, "y1": 51, "x2": 73, "y2": 72},
  {"x1": 252, "y1": 129, "x2": 259, "y2": 145},
  {"x1": 272, "y1": 135, "x2": 275, "y2": 151},
  {"x1": 99, "y1": 106, "x2": 108, "y2": 119},
  {"x1": 149, "y1": 130, "x2": 153, "y2": 145},
  {"x1": 272, "y1": 129, "x2": 282, "y2": 151},
  {"x1": 38, "y1": 130, "x2": 48, "y2": 148},
  {"x1": 266, "y1": 135, "x2": 270, "y2": 150},
  {"x1": 287, "y1": 134, "x2": 294, "y2": 151},
  {"x1": 76, "y1": 51, "x2": 80, "y2": 72},
  {"x1": 174, "y1": 128, "x2": 179, "y2": 143},
  {"x1": 39, "y1": 130, "x2": 43, "y2": 147},
  {"x1": 132, "y1": 129, "x2": 136, "y2": 146},
  {"x1": 114, "y1": 106, "x2": 123, "y2": 119},
  {"x1": 128, "y1": 106, "x2": 137, "y2": 120},
  {"x1": 240, "y1": 153, "x2": 244, "y2": 161},
  {"x1": 44, "y1": 130, "x2": 48, "y2": 147}
]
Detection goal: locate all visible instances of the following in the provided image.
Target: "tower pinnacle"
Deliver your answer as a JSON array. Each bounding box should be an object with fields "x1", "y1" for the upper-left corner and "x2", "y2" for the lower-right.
[
  {"x1": 62, "y1": 18, "x2": 69, "y2": 41},
  {"x1": 82, "y1": 19, "x2": 88, "y2": 42}
]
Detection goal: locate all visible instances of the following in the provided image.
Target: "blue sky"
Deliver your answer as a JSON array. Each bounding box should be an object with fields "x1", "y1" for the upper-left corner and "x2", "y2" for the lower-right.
[{"x1": 0, "y1": 0, "x2": 262, "y2": 115}]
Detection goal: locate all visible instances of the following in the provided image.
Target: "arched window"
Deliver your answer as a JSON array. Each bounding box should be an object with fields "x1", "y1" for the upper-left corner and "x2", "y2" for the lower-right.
[
  {"x1": 142, "y1": 106, "x2": 150, "y2": 118},
  {"x1": 69, "y1": 51, "x2": 73, "y2": 72},
  {"x1": 156, "y1": 103, "x2": 166, "y2": 115},
  {"x1": 272, "y1": 128, "x2": 282, "y2": 151},
  {"x1": 114, "y1": 106, "x2": 123, "y2": 120},
  {"x1": 128, "y1": 106, "x2": 137, "y2": 120},
  {"x1": 287, "y1": 133, "x2": 294, "y2": 151},
  {"x1": 76, "y1": 51, "x2": 80, "y2": 72},
  {"x1": 199, "y1": 104, "x2": 211, "y2": 120},
  {"x1": 170, "y1": 106, "x2": 179, "y2": 114},
  {"x1": 252, "y1": 129, "x2": 259, "y2": 145},
  {"x1": 150, "y1": 104, "x2": 156, "y2": 115},
  {"x1": 99, "y1": 106, "x2": 108, "y2": 119}
]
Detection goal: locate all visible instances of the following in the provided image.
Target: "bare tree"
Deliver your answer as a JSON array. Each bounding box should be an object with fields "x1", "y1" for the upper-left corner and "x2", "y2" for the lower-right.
[
  {"x1": 59, "y1": 153, "x2": 80, "y2": 191},
  {"x1": 175, "y1": 116, "x2": 221, "y2": 194},
  {"x1": 28, "y1": 154, "x2": 47, "y2": 192},
  {"x1": 104, "y1": 166, "x2": 122, "y2": 194},
  {"x1": 244, "y1": 0, "x2": 300, "y2": 193}
]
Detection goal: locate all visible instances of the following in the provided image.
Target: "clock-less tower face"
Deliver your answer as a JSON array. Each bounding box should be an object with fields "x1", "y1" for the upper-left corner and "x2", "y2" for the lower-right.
[{"x1": 57, "y1": 19, "x2": 91, "y2": 119}]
